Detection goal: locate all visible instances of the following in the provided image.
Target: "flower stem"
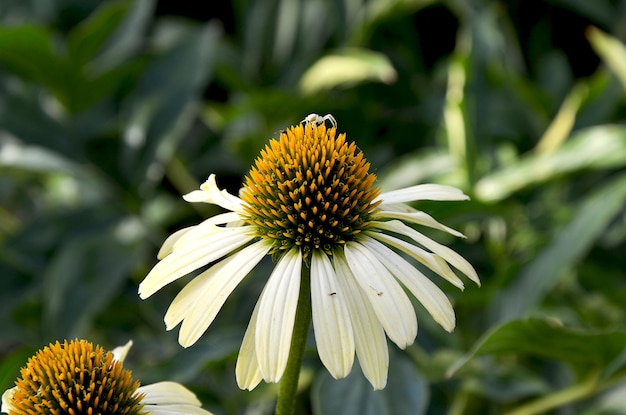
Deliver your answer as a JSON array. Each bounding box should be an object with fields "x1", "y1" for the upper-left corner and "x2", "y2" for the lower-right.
[{"x1": 276, "y1": 266, "x2": 312, "y2": 415}]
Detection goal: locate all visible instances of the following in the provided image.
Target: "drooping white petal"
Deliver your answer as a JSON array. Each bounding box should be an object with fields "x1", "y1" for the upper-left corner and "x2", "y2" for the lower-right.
[
  {"x1": 344, "y1": 242, "x2": 417, "y2": 349},
  {"x1": 333, "y1": 251, "x2": 389, "y2": 390},
  {"x1": 360, "y1": 236, "x2": 456, "y2": 332},
  {"x1": 255, "y1": 248, "x2": 302, "y2": 382},
  {"x1": 376, "y1": 183, "x2": 469, "y2": 205},
  {"x1": 373, "y1": 210, "x2": 465, "y2": 238},
  {"x1": 367, "y1": 230, "x2": 465, "y2": 289},
  {"x1": 165, "y1": 240, "x2": 272, "y2": 347},
  {"x1": 183, "y1": 174, "x2": 244, "y2": 213},
  {"x1": 157, "y1": 227, "x2": 194, "y2": 259},
  {"x1": 376, "y1": 220, "x2": 480, "y2": 286},
  {"x1": 171, "y1": 212, "x2": 244, "y2": 250},
  {"x1": 138, "y1": 226, "x2": 255, "y2": 299},
  {"x1": 111, "y1": 340, "x2": 133, "y2": 363},
  {"x1": 1, "y1": 387, "x2": 16, "y2": 413},
  {"x1": 310, "y1": 251, "x2": 355, "y2": 379},
  {"x1": 139, "y1": 381, "x2": 213, "y2": 415},
  {"x1": 235, "y1": 290, "x2": 265, "y2": 390}
]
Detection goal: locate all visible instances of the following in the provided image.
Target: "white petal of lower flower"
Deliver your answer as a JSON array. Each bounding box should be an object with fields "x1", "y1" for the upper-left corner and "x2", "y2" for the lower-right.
[
  {"x1": 374, "y1": 210, "x2": 465, "y2": 238},
  {"x1": 360, "y1": 236, "x2": 456, "y2": 332},
  {"x1": 377, "y1": 220, "x2": 480, "y2": 285},
  {"x1": 255, "y1": 248, "x2": 302, "y2": 382},
  {"x1": 344, "y1": 241, "x2": 417, "y2": 349},
  {"x1": 376, "y1": 183, "x2": 469, "y2": 204},
  {"x1": 183, "y1": 174, "x2": 244, "y2": 213},
  {"x1": 310, "y1": 251, "x2": 355, "y2": 379},
  {"x1": 139, "y1": 226, "x2": 255, "y2": 299},
  {"x1": 334, "y1": 252, "x2": 389, "y2": 390},
  {"x1": 1, "y1": 387, "x2": 16, "y2": 413},
  {"x1": 235, "y1": 290, "x2": 265, "y2": 390},
  {"x1": 139, "y1": 381, "x2": 213, "y2": 415},
  {"x1": 144, "y1": 407, "x2": 212, "y2": 415},
  {"x1": 367, "y1": 230, "x2": 465, "y2": 289},
  {"x1": 165, "y1": 240, "x2": 272, "y2": 347}
]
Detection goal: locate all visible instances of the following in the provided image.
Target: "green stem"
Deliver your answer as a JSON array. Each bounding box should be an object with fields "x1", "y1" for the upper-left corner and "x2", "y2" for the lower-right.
[
  {"x1": 505, "y1": 370, "x2": 600, "y2": 415},
  {"x1": 276, "y1": 266, "x2": 312, "y2": 415}
]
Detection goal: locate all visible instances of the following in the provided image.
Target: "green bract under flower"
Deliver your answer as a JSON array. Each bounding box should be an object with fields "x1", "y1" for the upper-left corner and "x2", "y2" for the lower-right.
[{"x1": 139, "y1": 114, "x2": 480, "y2": 390}]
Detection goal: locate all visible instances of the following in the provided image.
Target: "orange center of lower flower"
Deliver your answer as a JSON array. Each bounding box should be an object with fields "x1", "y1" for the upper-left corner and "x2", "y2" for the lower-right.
[
  {"x1": 241, "y1": 122, "x2": 381, "y2": 260},
  {"x1": 8, "y1": 340, "x2": 144, "y2": 415}
]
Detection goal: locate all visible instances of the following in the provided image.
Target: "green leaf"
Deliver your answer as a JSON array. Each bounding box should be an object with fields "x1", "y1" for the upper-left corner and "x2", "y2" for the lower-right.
[
  {"x1": 120, "y1": 21, "x2": 221, "y2": 187},
  {"x1": 311, "y1": 353, "x2": 429, "y2": 415},
  {"x1": 144, "y1": 329, "x2": 243, "y2": 383},
  {"x1": 489, "y1": 172, "x2": 626, "y2": 324},
  {"x1": 0, "y1": 25, "x2": 67, "y2": 96},
  {"x1": 475, "y1": 125, "x2": 626, "y2": 202},
  {"x1": 85, "y1": 0, "x2": 155, "y2": 73},
  {"x1": 0, "y1": 347, "x2": 38, "y2": 394},
  {"x1": 448, "y1": 318, "x2": 626, "y2": 377},
  {"x1": 67, "y1": 0, "x2": 132, "y2": 67},
  {"x1": 42, "y1": 221, "x2": 144, "y2": 338},
  {"x1": 299, "y1": 48, "x2": 397, "y2": 95},
  {"x1": 587, "y1": 26, "x2": 626, "y2": 93}
]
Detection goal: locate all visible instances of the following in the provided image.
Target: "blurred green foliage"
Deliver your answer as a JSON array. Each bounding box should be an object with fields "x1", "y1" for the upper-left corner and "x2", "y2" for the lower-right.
[{"x1": 2, "y1": 0, "x2": 626, "y2": 414}]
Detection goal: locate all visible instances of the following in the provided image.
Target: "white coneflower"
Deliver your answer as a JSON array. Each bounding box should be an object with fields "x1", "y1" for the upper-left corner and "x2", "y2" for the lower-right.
[
  {"x1": 1, "y1": 339, "x2": 213, "y2": 415},
  {"x1": 139, "y1": 114, "x2": 479, "y2": 390}
]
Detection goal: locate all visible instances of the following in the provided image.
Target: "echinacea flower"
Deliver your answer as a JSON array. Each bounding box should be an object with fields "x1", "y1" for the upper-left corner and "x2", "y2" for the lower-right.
[
  {"x1": 1, "y1": 339, "x2": 214, "y2": 415},
  {"x1": 139, "y1": 114, "x2": 479, "y2": 390}
]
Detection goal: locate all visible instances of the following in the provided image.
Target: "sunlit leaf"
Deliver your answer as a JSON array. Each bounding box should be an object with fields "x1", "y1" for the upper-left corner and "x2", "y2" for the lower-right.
[
  {"x1": 587, "y1": 26, "x2": 626, "y2": 92},
  {"x1": 299, "y1": 49, "x2": 397, "y2": 94},
  {"x1": 476, "y1": 125, "x2": 626, "y2": 202}
]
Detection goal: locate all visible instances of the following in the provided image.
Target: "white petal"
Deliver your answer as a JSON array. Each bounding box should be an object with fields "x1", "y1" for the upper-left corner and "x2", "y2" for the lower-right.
[
  {"x1": 111, "y1": 340, "x2": 133, "y2": 363},
  {"x1": 140, "y1": 381, "x2": 201, "y2": 405},
  {"x1": 166, "y1": 240, "x2": 272, "y2": 347},
  {"x1": 255, "y1": 248, "x2": 302, "y2": 382},
  {"x1": 376, "y1": 183, "x2": 469, "y2": 205},
  {"x1": 157, "y1": 226, "x2": 194, "y2": 259},
  {"x1": 344, "y1": 242, "x2": 417, "y2": 349},
  {"x1": 333, "y1": 251, "x2": 389, "y2": 390},
  {"x1": 138, "y1": 226, "x2": 254, "y2": 299},
  {"x1": 375, "y1": 220, "x2": 480, "y2": 286},
  {"x1": 1, "y1": 387, "x2": 16, "y2": 413},
  {"x1": 373, "y1": 210, "x2": 465, "y2": 238},
  {"x1": 171, "y1": 212, "x2": 243, "y2": 252},
  {"x1": 183, "y1": 174, "x2": 244, "y2": 213},
  {"x1": 235, "y1": 291, "x2": 264, "y2": 390},
  {"x1": 360, "y1": 237, "x2": 456, "y2": 332},
  {"x1": 367, "y1": 230, "x2": 465, "y2": 289},
  {"x1": 144, "y1": 407, "x2": 212, "y2": 415},
  {"x1": 310, "y1": 251, "x2": 355, "y2": 379},
  {"x1": 139, "y1": 381, "x2": 214, "y2": 415}
]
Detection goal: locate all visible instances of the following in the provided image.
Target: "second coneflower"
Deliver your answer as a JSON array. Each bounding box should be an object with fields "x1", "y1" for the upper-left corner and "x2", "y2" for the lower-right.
[{"x1": 139, "y1": 114, "x2": 479, "y2": 390}]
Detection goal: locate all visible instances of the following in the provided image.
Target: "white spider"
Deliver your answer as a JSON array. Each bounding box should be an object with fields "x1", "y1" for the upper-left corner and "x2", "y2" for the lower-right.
[{"x1": 301, "y1": 113, "x2": 337, "y2": 129}]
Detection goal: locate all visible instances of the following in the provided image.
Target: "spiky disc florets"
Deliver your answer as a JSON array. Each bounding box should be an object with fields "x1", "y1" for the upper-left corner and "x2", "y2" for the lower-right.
[
  {"x1": 7, "y1": 340, "x2": 144, "y2": 415},
  {"x1": 241, "y1": 122, "x2": 381, "y2": 261}
]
